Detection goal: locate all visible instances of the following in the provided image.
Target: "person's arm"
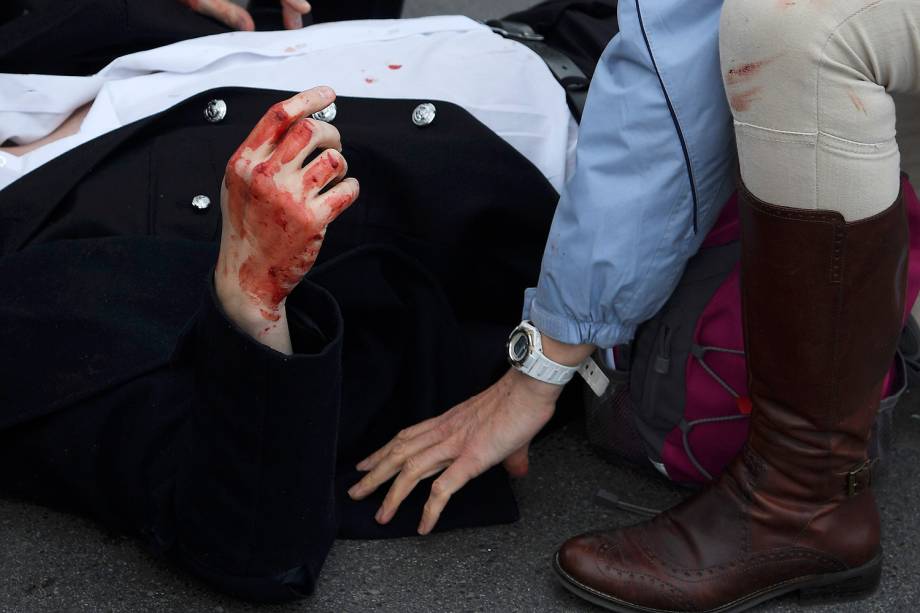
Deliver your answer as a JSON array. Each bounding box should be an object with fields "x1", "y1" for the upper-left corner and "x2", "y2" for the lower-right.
[
  {"x1": 348, "y1": 0, "x2": 736, "y2": 534},
  {"x1": 168, "y1": 86, "x2": 361, "y2": 600},
  {"x1": 525, "y1": 0, "x2": 735, "y2": 348},
  {"x1": 214, "y1": 86, "x2": 358, "y2": 354},
  {"x1": 0, "y1": 87, "x2": 358, "y2": 601}
]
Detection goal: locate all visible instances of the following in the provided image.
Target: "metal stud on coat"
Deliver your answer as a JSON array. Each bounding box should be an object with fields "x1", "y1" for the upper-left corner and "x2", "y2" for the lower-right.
[
  {"x1": 191, "y1": 195, "x2": 211, "y2": 210},
  {"x1": 204, "y1": 99, "x2": 227, "y2": 123},
  {"x1": 412, "y1": 103, "x2": 436, "y2": 127},
  {"x1": 311, "y1": 102, "x2": 337, "y2": 123}
]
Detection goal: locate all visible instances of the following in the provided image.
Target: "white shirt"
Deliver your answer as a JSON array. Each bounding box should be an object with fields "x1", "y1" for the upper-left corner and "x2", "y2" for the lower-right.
[{"x1": 0, "y1": 16, "x2": 577, "y2": 192}]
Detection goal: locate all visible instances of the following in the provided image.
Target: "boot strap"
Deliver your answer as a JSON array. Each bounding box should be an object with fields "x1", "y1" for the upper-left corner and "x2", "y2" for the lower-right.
[{"x1": 846, "y1": 459, "x2": 877, "y2": 497}]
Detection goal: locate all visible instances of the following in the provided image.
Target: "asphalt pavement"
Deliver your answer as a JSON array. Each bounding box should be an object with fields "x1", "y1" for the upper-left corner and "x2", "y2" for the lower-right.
[
  {"x1": 2, "y1": 1, "x2": 919, "y2": 612},
  {"x1": 3, "y1": 392, "x2": 919, "y2": 612}
]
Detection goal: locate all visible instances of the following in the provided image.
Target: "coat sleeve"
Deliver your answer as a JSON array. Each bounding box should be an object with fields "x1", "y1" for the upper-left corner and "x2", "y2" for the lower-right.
[
  {"x1": 163, "y1": 275, "x2": 344, "y2": 601},
  {"x1": 0, "y1": 251, "x2": 345, "y2": 603},
  {"x1": 522, "y1": 0, "x2": 737, "y2": 348}
]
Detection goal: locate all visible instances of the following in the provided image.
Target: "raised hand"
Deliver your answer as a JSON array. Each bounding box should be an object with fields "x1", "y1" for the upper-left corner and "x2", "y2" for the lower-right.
[
  {"x1": 177, "y1": 0, "x2": 312, "y2": 31},
  {"x1": 215, "y1": 86, "x2": 359, "y2": 353}
]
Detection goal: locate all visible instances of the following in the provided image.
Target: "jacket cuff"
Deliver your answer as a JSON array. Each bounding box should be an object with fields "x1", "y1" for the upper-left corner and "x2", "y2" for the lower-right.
[{"x1": 523, "y1": 288, "x2": 637, "y2": 349}]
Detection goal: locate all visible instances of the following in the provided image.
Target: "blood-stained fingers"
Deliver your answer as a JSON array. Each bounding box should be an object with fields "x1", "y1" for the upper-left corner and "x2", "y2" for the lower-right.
[
  {"x1": 237, "y1": 87, "x2": 335, "y2": 158},
  {"x1": 270, "y1": 118, "x2": 342, "y2": 169},
  {"x1": 301, "y1": 149, "x2": 348, "y2": 195},
  {"x1": 314, "y1": 178, "x2": 359, "y2": 225},
  {"x1": 179, "y1": 0, "x2": 255, "y2": 31}
]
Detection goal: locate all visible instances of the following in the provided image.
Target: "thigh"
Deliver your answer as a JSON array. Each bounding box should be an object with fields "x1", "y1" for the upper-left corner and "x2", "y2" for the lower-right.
[
  {"x1": 721, "y1": 0, "x2": 920, "y2": 129},
  {"x1": 720, "y1": 0, "x2": 920, "y2": 216}
]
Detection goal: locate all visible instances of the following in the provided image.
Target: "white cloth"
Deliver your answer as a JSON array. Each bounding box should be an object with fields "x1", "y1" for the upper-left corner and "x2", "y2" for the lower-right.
[{"x1": 0, "y1": 16, "x2": 577, "y2": 192}]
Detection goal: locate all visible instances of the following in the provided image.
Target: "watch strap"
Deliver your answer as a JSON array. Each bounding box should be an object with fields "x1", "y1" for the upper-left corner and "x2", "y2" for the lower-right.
[
  {"x1": 520, "y1": 351, "x2": 579, "y2": 386},
  {"x1": 578, "y1": 357, "x2": 610, "y2": 397}
]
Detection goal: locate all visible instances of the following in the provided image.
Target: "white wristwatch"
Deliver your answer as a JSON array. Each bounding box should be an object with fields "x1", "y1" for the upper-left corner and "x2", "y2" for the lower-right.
[{"x1": 506, "y1": 321, "x2": 609, "y2": 396}]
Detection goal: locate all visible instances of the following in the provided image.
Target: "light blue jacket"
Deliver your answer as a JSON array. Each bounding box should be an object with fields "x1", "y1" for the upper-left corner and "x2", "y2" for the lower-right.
[{"x1": 522, "y1": 0, "x2": 736, "y2": 348}]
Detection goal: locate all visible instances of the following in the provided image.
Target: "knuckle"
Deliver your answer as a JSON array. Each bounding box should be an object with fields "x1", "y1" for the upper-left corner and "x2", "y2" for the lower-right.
[
  {"x1": 390, "y1": 443, "x2": 407, "y2": 460},
  {"x1": 395, "y1": 428, "x2": 412, "y2": 442},
  {"x1": 250, "y1": 165, "x2": 277, "y2": 193},
  {"x1": 447, "y1": 433, "x2": 468, "y2": 453},
  {"x1": 433, "y1": 422, "x2": 453, "y2": 440},
  {"x1": 267, "y1": 102, "x2": 289, "y2": 121},
  {"x1": 291, "y1": 118, "x2": 314, "y2": 136},
  {"x1": 430, "y1": 480, "x2": 447, "y2": 497},
  {"x1": 225, "y1": 159, "x2": 241, "y2": 180},
  {"x1": 403, "y1": 456, "x2": 422, "y2": 475}
]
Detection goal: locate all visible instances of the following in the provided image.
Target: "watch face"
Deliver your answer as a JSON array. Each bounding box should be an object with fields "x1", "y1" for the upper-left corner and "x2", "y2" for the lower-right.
[{"x1": 509, "y1": 331, "x2": 530, "y2": 364}]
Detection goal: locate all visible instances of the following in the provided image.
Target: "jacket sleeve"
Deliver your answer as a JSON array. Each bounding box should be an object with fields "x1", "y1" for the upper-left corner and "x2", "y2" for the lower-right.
[
  {"x1": 522, "y1": 0, "x2": 737, "y2": 348},
  {"x1": 164, "y1": 275, "x2": 345, "y2": 602}
]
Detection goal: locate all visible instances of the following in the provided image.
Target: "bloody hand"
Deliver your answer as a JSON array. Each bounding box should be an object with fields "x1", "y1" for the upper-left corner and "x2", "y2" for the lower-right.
[
  {"x1": 177, "y1": 0, "x2": 312, "y2": 31},
  {"x1": 216, "y1": 86, "x2": 359, "y2": 353}
]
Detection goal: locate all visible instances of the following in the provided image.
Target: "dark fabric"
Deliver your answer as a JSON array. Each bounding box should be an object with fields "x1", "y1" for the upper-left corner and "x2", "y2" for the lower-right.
[
  {"x1": 0, "y1": 91, "x2": 557, "y2": 600},
  {"x1": 0, "y1": 0, "x2": 615, "y2": 77},
  {"x1": 0, "y1": 0, "x2": 228, "y2": 76},
  {"x1": 505, "y1": 0, "x2": 619, "y2": 79},
  {"x1": 250, "y1": 0, "x2": 404, "y2": 23},
  {"x1": 0, "y1": 0, "x2": 403, "y2": 76}
]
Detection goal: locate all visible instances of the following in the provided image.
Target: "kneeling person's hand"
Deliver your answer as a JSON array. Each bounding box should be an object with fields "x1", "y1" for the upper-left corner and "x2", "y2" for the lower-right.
[
  {"x1": 216, "y1": 86, "x2": 359, "y2": 353},
  {"x1": 177, "y1": 0, "x2": 312, "y2": 31},
  {"x1": 348, "y1": 369, "x2": 563, "y2": 535}
]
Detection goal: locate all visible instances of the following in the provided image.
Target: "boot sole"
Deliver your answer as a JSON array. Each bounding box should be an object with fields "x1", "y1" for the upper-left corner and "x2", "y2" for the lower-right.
[{"x1": 552, "y1": 550, "x2": 882, "y2": 613}]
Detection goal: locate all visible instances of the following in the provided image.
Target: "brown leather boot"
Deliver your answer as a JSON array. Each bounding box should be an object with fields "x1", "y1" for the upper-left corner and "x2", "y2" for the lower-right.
[{"x1": 554, "y1": 182, "x2": 909, "y2": 612}]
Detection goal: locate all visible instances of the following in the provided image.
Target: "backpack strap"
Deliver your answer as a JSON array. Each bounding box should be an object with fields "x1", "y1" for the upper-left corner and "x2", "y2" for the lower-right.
[{"x1": 486, "y1": 19, "x2": 590, "y2": 121}]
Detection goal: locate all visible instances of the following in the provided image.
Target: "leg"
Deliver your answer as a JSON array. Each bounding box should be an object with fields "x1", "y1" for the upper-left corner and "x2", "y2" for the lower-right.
[
  {"x1": 721, "y1": 0, "x2": 920, "y2": 220},
  {"x1": 552, "y1": 2, "x2": 918, "y2": 611}
]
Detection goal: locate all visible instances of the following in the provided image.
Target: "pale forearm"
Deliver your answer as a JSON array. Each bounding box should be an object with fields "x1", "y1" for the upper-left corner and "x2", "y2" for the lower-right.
[
  {"x1": 541, "y1": 333, "x2": 596, "y2": 367},
  {"x1": 214, "y1": 266, "x2": 294, "y2": 355}
]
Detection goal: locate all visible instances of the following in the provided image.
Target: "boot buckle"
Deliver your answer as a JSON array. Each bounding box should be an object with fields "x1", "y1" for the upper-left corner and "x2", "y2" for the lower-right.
[{"x1": 847, "y1": 459, "x2": 877, "y2": 497}]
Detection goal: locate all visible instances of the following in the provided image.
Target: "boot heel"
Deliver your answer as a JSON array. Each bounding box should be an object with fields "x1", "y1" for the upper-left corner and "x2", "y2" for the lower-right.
[{"x1": 797, "y1": 556, "x2": 882, "y2": 604}]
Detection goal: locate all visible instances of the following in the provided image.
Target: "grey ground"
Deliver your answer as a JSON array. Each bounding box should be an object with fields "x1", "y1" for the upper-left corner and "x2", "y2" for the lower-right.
[
  {"x1": 3, "y1": 396, "x2": 920, "y2": 613},
  {"x1": 3, "y1": 1, "x2": 919, "y2": 612}
]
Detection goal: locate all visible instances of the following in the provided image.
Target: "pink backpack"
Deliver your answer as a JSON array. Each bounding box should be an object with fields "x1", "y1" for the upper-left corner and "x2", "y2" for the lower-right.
[{"x1": 586, "y1": 175, "x2": 920, "y2": 485}]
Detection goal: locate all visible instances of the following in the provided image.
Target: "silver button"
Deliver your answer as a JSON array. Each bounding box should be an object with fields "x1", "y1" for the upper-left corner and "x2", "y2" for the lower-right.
[
  {"x1": 311, "y1": 102, "x2": 337, "y2": 123},
  {"x1": 191, "y1": 195, "x2": 211, "y2": 211},
  {"x1": 412, "y1": 103, "x2": 436, "y2": 127},
  {"x1": 204, "y1": 99, "x2": 227, "y2": 123}
]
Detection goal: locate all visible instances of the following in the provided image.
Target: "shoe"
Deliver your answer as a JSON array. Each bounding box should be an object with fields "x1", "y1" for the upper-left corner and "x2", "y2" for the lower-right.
[{"x1": 554, "y1": 182, "x2": 909, "y2": 612}]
